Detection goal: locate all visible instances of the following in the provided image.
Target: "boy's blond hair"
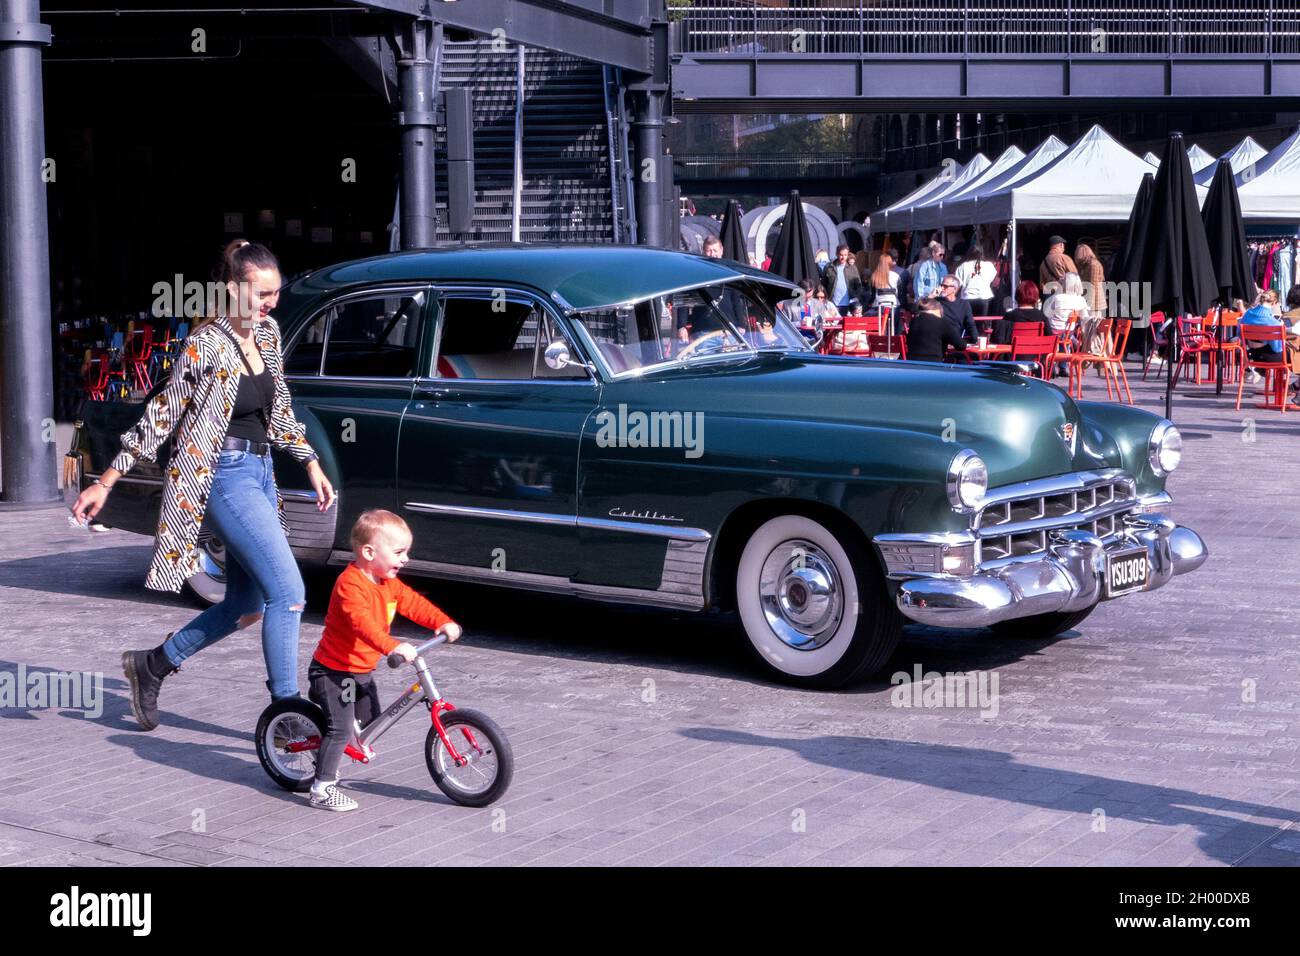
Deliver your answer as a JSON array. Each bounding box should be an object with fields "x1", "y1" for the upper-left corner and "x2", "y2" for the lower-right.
[{"x1": 350, "y1": 509, "x2": 411, "y2": 551}]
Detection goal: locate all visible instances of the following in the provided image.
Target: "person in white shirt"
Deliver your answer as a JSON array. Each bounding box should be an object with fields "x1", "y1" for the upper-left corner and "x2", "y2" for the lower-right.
[
  {"x1": 953, "y1": 244, "x2": 998, "y2": 316},
  {"x1": 1042, "y1": 272, "x2": 1093, "y2": 338}
]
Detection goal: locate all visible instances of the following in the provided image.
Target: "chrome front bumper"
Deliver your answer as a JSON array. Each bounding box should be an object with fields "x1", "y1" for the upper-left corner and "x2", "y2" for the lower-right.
[{"x1": 885, "y1": 513, "x2": 1208, "y2": 629}]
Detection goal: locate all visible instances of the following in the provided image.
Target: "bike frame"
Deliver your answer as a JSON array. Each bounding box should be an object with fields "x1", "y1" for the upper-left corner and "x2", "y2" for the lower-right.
[{"x1": 286, "y1": 634, "x2": 480, "y2": 768}]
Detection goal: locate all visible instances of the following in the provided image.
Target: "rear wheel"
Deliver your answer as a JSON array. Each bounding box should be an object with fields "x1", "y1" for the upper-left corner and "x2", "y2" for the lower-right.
[
  {"x1": 182, "y1": 535, "x2": 227, "y2": 607},
  {"x1": 255, "y1": 697, "x2": 325, "y2": 792},
  {"x1": 989, "y1": 605, "x2": 1097, "y2": 639},
  {"x1": 735, "y1": 514, "x2": 903, "y2": 689}
]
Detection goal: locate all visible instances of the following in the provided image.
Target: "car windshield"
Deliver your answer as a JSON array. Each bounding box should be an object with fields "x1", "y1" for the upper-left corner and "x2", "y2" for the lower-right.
[{"x1": 569, "y1": 280, "x2": 809, "y2": 376}]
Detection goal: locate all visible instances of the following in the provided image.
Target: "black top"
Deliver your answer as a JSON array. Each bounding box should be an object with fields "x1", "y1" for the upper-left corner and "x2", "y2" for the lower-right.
[
  {"x1": 992, "y1": 308, "x2": 1046, "y2": 345},
  {"x1": 225, "y1": 364, "x2": 274, "y2": 442},
  {"x1": 939, "y1": 297, "x2": 979, "y2": 342},
  {"x1": 907, "y1": 311, "x2": 967, "y2": 363}
]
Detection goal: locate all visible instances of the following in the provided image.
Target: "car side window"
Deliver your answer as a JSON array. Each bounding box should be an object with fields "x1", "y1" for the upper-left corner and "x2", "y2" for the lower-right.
[
  {"x1": 285, "y1": 291, "x2": 424, "y2": 377},
  {"x1": 434, "y1": 295, "x2": 587, "y2": 381}
]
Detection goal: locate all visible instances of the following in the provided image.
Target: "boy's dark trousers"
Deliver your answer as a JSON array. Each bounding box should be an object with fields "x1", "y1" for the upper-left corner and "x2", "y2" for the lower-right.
[{"x1": 308, "y1": 659, "x2": 381, "y2": 784}]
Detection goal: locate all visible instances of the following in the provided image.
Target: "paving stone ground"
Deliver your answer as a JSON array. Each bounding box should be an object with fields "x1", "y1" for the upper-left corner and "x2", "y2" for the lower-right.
[{"x1": 1, "y1": 365, "x2": 1297, "y2": 866}]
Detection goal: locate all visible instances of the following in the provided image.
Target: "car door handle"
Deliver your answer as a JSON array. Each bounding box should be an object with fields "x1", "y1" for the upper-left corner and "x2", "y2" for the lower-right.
[{"x1": 414, "y1": 385, "x2": 448, "y2": 399}]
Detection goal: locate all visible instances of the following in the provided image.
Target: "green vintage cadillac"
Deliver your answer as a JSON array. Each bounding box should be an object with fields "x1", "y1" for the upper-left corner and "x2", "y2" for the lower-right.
[{"x1": 72, "y1": 245, "x2": 1207, "y2": 687}]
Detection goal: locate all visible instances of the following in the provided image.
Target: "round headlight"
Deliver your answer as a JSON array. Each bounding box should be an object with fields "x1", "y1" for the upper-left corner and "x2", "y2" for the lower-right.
[
  {"x1": 947, "y1": 450, "x2": 988, "y2": 512},
  {"x1": 1148, "y1": 421, "x2": 1182, "y2": 476}
]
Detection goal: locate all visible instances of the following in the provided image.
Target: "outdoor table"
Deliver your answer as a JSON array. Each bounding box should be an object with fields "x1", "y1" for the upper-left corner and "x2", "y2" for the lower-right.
[{"x1": 962, "y1": 343, "x2": 1013, "y2": 360}]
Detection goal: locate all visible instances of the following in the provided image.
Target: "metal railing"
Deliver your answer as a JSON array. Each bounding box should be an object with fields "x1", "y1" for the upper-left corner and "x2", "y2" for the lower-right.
[
  {"x1": 675, "y1": 1, "x2": 1300, "y2": 56},
  {"x1": 673, "y1": 151, "x2": 879, "y2": 177}
]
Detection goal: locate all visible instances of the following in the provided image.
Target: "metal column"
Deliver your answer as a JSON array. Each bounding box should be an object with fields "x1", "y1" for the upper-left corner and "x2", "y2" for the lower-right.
[
  {"x1": 397, "y1": 20, "x2": 439, "y2": 250},
  {"x1": 512, "y1": 44, "x2": 524, "y2": 242},
  {"x1": 0, "y1": 1, "x2": 58, "y2": 508},
  {"x1": 629, "y1": 87, "x2": 666, "y2": 248}
]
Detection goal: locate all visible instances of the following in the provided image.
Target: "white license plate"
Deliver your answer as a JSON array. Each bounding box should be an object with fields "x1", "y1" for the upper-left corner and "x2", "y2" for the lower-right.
[{"x1": 1106, "y1": 548, "x2": 1149, "y2": 597}]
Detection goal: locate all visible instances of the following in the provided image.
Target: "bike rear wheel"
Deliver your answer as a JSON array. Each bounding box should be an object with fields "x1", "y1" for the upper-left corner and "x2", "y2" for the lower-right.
[
  {"x1": 256, "y1": 697, "x2": 325, "y2": 792},
  {"x1": 425, "y1": 709, "x2": 513, "y2": 807}
]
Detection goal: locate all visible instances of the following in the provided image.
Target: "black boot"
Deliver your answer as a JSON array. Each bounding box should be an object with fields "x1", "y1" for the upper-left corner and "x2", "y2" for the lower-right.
[{"x1": 122, "y1": 640, "x2": 178, "y2": 732}]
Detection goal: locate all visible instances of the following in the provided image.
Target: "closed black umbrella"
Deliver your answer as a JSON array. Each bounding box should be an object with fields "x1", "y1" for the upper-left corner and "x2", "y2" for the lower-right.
[
  {"x1": 768, "y1": 190, "x2": 819, "y2": 287},
  {"x1": 1110, "y1": 172, "x2": 1154, "y2": 282},
  {"x1": 1200, "y1": 159, "x2": 1256, "y2": 393},
  {"x1": 719, "y1": 199, "x2": 747, "y2": 265},
  {"x1": 1115, "y1": 133, "x2": 1218, "y2": 419}
]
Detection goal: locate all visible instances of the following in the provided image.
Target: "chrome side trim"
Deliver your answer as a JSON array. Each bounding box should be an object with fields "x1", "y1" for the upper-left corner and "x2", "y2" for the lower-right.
[
  {"x1": 402, "y1": 501, "x2": 712, "y2": 542},
  {"x1": 579, "y1": 514, "x2": 711, "y2": 542},
  {"x1": 404, "y1": 501, "x2": 572, "y2": 527},
  {"x1": 327, "y1": 550, "x2": 705, "y2": 611}
]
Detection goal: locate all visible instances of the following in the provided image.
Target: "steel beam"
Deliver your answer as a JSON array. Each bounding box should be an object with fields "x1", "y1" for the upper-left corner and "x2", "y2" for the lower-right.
[
  {"x1": 359, "y1": 0, "x2": 655, "y2": 74},
  {"x1": 0, "y1": 0, "x2": 59, "y2": 508}
]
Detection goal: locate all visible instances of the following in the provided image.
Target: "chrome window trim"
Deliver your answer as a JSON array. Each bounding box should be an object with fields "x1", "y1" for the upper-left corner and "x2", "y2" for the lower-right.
[
  {"x1": 282, "y1": 283, "x2": 432, "y2": 380},
  {"x1": 402, "y1": 501, "x2": 711, "y2": 542},
  {"x1": 326, "y1": 550, "x2": 706, "y2": 611}
]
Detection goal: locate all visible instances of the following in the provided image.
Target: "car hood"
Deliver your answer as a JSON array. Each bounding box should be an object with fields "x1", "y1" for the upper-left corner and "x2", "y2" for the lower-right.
[{"x1": 608, "y1": 351, "x2": 1105, "y2": 486}]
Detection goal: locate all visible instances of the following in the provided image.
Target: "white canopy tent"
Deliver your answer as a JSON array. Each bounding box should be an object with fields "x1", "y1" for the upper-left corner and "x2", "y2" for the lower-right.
[
  {"x1": 909, "y1": 147, "x2": 1025, "y2": 232},
  {"x1": 1194, "y1": 135, "x2": 1268, "y2": 185},
  {"x1": 1187, "y1": 143, "x2": 1216, "y2": 173},
  {"x1": 874, "y1": 160, "x2": 969, "y2": 234},
  {"x1": 885, "y1": 153, "x2": 990, "y2": 233},
  {"x1": 937, "y1": 136, "x2": 1068, "y2": 228},
  {"x1": 1235, "y1": 125, "x2": 1300, "y2": 223},
  {"x1": 968, "y1": 125, "x2": 1188, "y2": 224}
]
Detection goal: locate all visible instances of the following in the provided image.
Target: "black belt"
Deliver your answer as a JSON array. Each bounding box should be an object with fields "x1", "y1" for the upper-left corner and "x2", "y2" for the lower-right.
[{"x1": 222, "y1": 436, "x2": 271, "y2": 456}]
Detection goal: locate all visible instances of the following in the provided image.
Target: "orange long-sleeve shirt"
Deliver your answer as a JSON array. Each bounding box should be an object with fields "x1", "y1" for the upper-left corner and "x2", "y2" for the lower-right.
[{"x1": 313, "y1": 563, "x2": 453, "y2": 673}]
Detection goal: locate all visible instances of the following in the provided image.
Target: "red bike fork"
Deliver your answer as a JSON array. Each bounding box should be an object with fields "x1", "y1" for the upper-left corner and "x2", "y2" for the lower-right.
[{"x1": 430, "y1": 699, "x2": 480, "y2": 767}]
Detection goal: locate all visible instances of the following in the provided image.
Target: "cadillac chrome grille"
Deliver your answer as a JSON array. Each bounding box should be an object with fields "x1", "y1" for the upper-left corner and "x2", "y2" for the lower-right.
[{"x1": 974, "y1": 471, "x2": 1136, "y2": 564}]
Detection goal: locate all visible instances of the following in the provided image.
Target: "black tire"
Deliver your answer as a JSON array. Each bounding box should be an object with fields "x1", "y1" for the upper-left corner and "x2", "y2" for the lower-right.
[
  {"x1": 989, "y1": 605, "x2": 1097, "y2": 639},
  {"x1": 735, "y1": 514, "x2": 904, "y2": 689},
  {"x1": 424, "y1": 709, "x2": 514, "y2": 808},
  {"x1": 255, "y1": 697, "x2": 325, "y2": 792}
]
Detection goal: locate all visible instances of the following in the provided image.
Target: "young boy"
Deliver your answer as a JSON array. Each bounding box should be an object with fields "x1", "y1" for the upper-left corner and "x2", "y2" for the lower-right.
[{"x1": 307, "y1": 509, "x2": 461, "y2": 811}]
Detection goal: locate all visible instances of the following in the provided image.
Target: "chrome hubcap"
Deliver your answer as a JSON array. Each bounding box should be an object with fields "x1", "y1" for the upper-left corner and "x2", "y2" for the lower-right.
[
  {"x1": 188, "y1": 536, "x2": 227, "y2": 604},
  {"x1": 759, "y1": 539, "x2": 844, "y2": 650}
]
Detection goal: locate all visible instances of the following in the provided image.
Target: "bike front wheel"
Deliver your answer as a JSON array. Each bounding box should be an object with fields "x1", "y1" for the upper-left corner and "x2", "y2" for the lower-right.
[
  {"x1": 425, "y1": 709, "x2": 513, "y2": 807},
  {"x1": 256, "y1": 697, "x2": 324, "y2": 792}
]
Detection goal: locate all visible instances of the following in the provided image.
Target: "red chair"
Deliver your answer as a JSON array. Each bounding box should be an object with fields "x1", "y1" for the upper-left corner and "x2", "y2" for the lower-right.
[
  {"x1": 82, "y1": 349, "x2": 110, "y2": 401},
  {"x1": 865, "y1": 332, "x2": 907, "y2": 360},
  {"x1": 1142, "y1": 311, "x2": 1168, "y2": 379},
  {"x1": 1236, "y1": 325, "x2": 1294, "y2": 412},
  {"x1": 828, "y1": 314, "x2": 885, "y2": 356},
  {"x1": 1172, "y1": 316, "x2": 1216, "y2": 385},
  {"x1": 1204, "y1": 309, "x2": 1245, "y2": 385},
  {"x1": 125, "y1": 326, "x2": 155, "y2": 391},
  {"x1": 1008, "y1": 331, "x2": 1058, "y2": 379}
]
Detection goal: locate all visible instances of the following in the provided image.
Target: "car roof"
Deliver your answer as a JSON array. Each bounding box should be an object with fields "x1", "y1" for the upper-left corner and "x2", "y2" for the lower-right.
[{"x1": 285, "y1": 243, "x2": 799, "y2": 312}]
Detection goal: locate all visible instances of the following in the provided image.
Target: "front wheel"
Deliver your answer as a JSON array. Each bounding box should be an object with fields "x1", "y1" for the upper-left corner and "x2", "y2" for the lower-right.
[
  {"x1": 735, "y1": 514, "x2": 903, "y2": 689},
  {"x1": 425, "y1": 709, "x2": 513, "y2": 808},
  {"x1": 989, "y1": 605, "x2": 1097, "y2": 639},
  {"x1": 255, "y1": 697, "x2": 325, "y2": 792}
]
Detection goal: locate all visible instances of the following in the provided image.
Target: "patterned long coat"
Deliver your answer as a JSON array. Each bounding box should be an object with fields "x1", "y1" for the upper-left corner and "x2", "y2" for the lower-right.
[{"x1": 110, "y1": 315, "x2": 318, "y2": 593}]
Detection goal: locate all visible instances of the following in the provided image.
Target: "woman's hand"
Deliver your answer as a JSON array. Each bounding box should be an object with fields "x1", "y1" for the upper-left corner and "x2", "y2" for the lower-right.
[
  {"x1": 306, "y1": 460, "x2": 336, "y2": 512},
  {"x1": 71, "y1": 483, "x2": 109, "y2": 525}
]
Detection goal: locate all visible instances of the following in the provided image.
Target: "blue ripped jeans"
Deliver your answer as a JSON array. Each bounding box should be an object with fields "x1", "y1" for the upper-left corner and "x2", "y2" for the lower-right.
[{"x1": 161, "y1": 449, "x2": 306, "y2": 700}]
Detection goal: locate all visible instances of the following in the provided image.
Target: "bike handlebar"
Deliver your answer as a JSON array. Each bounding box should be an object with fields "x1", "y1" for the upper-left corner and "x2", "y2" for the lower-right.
[{"x1": 387, "y1": 632, "x2": 450, "y2": 669}]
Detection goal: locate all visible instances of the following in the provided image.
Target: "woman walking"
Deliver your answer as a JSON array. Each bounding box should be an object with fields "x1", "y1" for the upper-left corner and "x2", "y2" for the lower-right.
[{"x1": 71, "y1": 240, "x2": 336, "y2": 730}]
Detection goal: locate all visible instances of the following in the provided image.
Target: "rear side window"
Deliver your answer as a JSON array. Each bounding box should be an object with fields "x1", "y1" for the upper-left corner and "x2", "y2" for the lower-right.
[
  {"x1": 285, "y1": 291, "x2": 425, "y2": 377},
  {"x1": 434, "y1": 295, "x2": 586, "y2": 380}
]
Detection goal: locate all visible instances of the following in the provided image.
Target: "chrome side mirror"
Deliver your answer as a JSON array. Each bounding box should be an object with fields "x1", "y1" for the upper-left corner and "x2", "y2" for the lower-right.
[{"x1": 544, "y1": 340, "x2": 593, "y2": 372}]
